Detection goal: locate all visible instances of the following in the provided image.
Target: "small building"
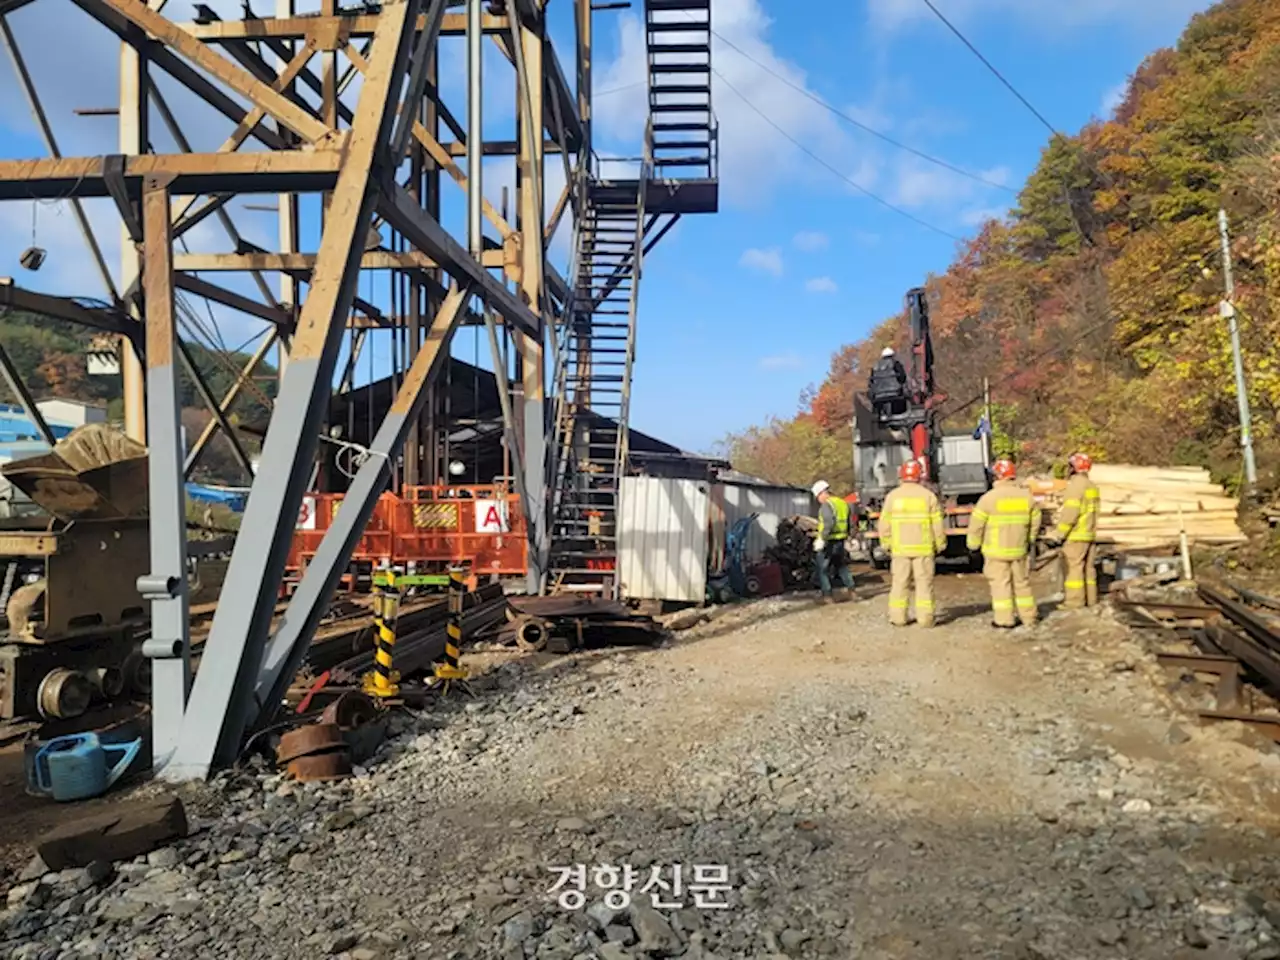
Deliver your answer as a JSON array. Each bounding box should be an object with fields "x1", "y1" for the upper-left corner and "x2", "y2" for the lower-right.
[{"x1": 35, "y1": 398, "x2": 107, "y2": 428}]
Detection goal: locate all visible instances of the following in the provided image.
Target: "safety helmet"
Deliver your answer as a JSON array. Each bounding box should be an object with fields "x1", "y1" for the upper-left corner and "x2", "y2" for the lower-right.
[
  {"x1": 811, "y1": 480, "x2": 830, "y2": 498},
  {"x1": 1068, "y1": 452, "x2": 1093, "y2": 474},
  {"x1": 899, "y1": 460, "x2": 923, "y2": 483},
  {"x1": 881, "y1": 347, "x2": 896, "y2": 358},
  {"x1": 992, "y1": 458, "x2": 1017, "y2": 481}
]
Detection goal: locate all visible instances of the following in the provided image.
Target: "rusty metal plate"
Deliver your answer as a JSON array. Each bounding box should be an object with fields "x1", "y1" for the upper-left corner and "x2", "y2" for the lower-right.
[
  {"x1": 287, "y1": 752, "x2": 352, "y2": 782},
  {"x1": 276, "y1": 722, "x2": 346, "y2": 764}
]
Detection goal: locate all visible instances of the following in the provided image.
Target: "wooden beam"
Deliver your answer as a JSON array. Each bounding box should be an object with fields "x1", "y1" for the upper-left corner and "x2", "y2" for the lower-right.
[{"x1": 83, "y1": 0, "x2": 333, "y2": 144}]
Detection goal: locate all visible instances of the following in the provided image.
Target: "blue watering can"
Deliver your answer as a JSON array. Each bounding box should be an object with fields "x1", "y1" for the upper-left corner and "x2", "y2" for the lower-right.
[{"x1": 32, "y1": 733, "x2": 142, "y2": 802}]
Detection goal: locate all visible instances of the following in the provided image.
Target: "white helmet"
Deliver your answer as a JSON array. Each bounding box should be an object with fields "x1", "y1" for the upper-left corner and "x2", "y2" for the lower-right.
[
  {"x1": 811, "y1": 480, "x2": 830, "y2": 498},
  {"x1": 881, "y1": 347, "x2": 895, "y2": 358}
]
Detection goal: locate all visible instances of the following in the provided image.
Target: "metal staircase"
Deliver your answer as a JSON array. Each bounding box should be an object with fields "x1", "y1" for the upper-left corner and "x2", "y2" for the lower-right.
[
  {"x1": 546, "y1": 153, "x2": 650, "y2": 596},
  {"x1": 646, "y1": 0, "x2": 714, "y2": 181},
  {"x1": 544, "y1": 0, "x2": 719, "y2": 598}
]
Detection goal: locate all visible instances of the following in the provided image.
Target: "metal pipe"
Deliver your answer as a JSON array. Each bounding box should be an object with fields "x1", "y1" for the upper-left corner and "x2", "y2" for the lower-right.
[{"x1": 467, "y1": 0, "x2": 483, "y2": 258}]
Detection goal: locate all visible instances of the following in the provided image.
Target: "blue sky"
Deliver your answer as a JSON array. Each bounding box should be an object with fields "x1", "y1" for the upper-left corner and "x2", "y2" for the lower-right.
[{"x1": 0, "y1": 0, "x2": 1215, "y2": 458}]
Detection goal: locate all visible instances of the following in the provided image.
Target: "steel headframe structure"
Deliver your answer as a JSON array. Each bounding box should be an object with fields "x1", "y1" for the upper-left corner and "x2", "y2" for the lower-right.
[
  {"x1": 0, "y1": 0, "x2": 717, "y2": 779},
  {"x1": 0, "y1": 0, "x2": 572, "y2": 779}
]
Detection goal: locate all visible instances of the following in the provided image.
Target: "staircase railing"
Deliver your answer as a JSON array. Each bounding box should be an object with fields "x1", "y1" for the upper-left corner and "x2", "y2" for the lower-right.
[{"x1": 613, "y1": 120, "x2": 654, "y2": 513}]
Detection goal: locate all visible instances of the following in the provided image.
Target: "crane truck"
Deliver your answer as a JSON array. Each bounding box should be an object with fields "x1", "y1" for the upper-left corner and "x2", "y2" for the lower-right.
[{"x1": 850, "y1": 287, "x2": 991, "y2": 568}]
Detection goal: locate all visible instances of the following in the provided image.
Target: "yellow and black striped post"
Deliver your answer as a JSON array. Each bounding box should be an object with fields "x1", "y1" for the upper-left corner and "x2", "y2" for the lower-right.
[
  {"x1": 363, "y1": 577, "x2": 401, "y2": 698},
  {"x1": 434, "y1": 566, "x2": 470, "y2": 692}
]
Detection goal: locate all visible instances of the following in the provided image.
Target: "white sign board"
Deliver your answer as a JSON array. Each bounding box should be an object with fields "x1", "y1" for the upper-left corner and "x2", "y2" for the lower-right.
[
  {"x1": 475, "y1": 499, "x2": 509, "y2": 534},
  {"x1": 297, "y1": 495, "x2": 317, "y2": 530}
]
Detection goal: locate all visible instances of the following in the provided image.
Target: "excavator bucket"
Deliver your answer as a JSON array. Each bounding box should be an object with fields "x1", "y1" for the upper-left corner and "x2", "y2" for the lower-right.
[{"x1": 0, "y1": 423, "x2": 149, "y2": 521}]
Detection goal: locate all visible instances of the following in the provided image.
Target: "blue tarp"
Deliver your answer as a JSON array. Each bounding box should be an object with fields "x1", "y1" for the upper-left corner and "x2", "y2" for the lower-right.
[{"x1": 186, "y1": 483, "x2": 249, "y2": 512}]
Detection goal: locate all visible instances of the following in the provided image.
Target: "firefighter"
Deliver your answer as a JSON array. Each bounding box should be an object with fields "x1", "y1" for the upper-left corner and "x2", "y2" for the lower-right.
[
  {"x1": 811, "y1": 480, "x2": 854, "y2": 603},
  {"x1": 1050, "y1": 452, "x2": 1100, "y2": 608},
  {"x1": 878, "y1": 460, "x2": 947, "y2": 627},
  {"x1": 967, "y1": 458, "x2": 1042, "y2": 629}
]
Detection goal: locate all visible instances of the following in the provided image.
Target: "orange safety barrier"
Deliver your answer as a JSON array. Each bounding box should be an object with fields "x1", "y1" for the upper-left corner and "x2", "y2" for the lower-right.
[{"x1": 284, "y1": 484, "x2": 527, "y2": 594}]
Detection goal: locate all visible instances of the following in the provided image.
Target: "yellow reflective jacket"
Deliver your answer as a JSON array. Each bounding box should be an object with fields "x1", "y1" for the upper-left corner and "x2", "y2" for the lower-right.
[
  {"x1": 818, "y1": 496, "x2": 850, "y2": 541},
  {"x1": 967, "y1": 480, "x2": 1041, "y2": 560},
  {"x1": 1056, "y1": 472, "x2": 1099, "y2": 543},
  {"x1": 877, "y1": 482, "x2": 946, "y2": 557}
]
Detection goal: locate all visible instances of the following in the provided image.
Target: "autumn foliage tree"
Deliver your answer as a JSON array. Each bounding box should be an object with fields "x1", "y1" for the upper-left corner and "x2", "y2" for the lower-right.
[{"x1": 724, "y1": 0, "x2": 1280, "y2": 492}]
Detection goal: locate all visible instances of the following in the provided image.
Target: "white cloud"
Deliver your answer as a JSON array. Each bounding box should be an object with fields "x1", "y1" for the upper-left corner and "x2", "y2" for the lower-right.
[
  {"x1": 792, "y1": 231, "x2": 829, "y2": 252},
  {"x1": 891, "y1": 160, "x2": 1010, "y2": 211},
  {"x1": 758, "y1": 353, "x2": 802, "y2": 371},
  {"x1": 868, "y1": 0, "x2": 1213, "y2": 33},
  {"x1": 739, "y1": 247, "x2": 783, "y2": 277},
  {"x1": 961, "y1": 206, "x2": 1006, "y2": 227},
  {"x1": 1101, "y1": 81, "x2": 1129, "y2": 117},
  {"x1": 805, "y1": 276, "x2": 839, "y2": 294},
  {"x1": 592, "y1": 0, "x2": 853, "y2": 205}
]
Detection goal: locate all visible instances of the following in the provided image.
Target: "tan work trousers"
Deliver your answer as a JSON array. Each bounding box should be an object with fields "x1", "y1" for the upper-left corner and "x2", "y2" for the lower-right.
[
  {"x1": 889, "y1": 555, "x2": 936, "y2": 627},
  {"x1": 1062, "y1": 540, "x2": 1098, "y2": 608},
  {"x1": 984, "y1": 556, "x2": 1038, "y2": 627}
]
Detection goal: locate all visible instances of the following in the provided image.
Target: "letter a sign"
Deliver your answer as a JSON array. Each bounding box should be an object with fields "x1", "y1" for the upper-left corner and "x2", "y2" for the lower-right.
[{"x1": 475, "y1": 499, "x2": 509, "y2": 534}]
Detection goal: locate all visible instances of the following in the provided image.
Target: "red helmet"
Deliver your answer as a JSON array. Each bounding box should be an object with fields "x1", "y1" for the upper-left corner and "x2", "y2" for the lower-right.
[
  {"x1": 1068, "y1": 452, "x2": 1093, "y2": 473},
  {"x1": 899, "y1": 460, "x2": 923, "y2": 483},
  {"x1": 992, "y1": 458, "x2": 1017, "y2": 481}
]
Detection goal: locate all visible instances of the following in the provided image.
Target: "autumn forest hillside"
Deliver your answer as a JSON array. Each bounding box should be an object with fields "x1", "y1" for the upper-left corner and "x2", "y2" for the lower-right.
[{"x1": 724, "y1": 0, "x2": 1280, "y2": 495}]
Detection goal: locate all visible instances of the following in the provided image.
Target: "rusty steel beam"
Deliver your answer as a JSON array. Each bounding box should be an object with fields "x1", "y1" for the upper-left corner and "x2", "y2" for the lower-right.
[
  {"x1": 0, "y1": 279, "x2": 135, "y2": 338},
  {"x1": 173, "y1": 273, "x2": 291, "y2": 328},
  {"x1": 0, "y1": 152, "x2": 344, "y2": 200},
  {"x1": 171, "y1": 250, "x2": 508, "y2": 272},
  {"x1": 181, "y1": 12, "x2": 507, "y2": 41}
]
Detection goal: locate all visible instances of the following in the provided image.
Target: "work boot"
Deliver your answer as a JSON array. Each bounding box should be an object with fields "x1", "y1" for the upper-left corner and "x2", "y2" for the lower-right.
[
  {"x1": 833, "y1": 588, "x2": 851, "y2": 604},
  {"x1": 821, "y1": 595, "x2": 836, "y2": 606}
]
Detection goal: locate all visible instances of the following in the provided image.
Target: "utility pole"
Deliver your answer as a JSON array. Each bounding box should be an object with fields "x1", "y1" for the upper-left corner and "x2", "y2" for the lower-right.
[{"x1": 1218, "y1": 208, "x2": 1258, "y2": 496}]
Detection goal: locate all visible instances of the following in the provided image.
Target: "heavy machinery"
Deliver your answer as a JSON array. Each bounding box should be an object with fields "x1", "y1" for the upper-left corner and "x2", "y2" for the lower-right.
[
  {"x1": 0, "y1": 425, "x2": 153, "y2": 720},
  {"x1": 852, "y1": 287, "x2": 991, "y2": 567}
]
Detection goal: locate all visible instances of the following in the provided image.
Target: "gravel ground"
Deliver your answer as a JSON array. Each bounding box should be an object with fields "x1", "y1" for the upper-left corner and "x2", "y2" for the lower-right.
[{"x1": 7, "y1": 572, "x2": 1280, "y2": 960}]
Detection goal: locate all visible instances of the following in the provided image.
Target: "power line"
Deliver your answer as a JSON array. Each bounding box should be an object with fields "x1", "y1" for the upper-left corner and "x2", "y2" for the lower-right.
[
  {"x1": 918, "y1": 0, "x2": 1057, "y2": 136},
  {"x1": 713, "y1": 67, "x2": 964, "y2": 242},
  {"x1": 706, "y1": 24, "x2": 1015, "y2": 195},
  {"x1": 916, "y1": 0, "x2": 1218, "y2": 278}
]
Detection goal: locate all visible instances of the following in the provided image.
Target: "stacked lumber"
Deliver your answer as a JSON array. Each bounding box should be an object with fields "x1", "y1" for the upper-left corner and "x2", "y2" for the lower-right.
[{"x1": 1035, "y1": 464, "x2": 1245, "y2": 550}]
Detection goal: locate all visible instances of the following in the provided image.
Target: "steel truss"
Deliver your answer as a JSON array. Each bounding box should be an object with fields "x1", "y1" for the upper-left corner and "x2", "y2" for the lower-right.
[{"x1": 0, "y1": 0, "x2": 717, "y2": 779}]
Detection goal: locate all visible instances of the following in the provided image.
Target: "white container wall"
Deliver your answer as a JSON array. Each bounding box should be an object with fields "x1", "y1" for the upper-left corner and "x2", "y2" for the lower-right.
[
  {"x1": 618, "y1": 476, "x2": 711, "y2": 603},
  {"x1": 710, "y1": 483, "x2": 815, "y2": 569}
]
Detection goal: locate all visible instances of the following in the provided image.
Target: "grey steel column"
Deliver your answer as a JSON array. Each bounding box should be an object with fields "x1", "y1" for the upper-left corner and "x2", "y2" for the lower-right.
[
  {"x1": 139, "y1": 174, "x2": 192, "y2": 765},
  {"x1": 250, "y1": 284, "x2": 470, "y2": 726},
  {"x1": 164, "y1": 0, "x2": 422, "y2": 780}
]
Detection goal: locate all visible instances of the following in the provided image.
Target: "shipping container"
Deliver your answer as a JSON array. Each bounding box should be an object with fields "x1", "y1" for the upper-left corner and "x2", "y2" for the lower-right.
[{"x1": 617, "y1": 476, "x2": 710, "y2": 603}]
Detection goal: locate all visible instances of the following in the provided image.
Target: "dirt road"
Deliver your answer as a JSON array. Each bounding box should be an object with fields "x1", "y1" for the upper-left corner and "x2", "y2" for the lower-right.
[{"x1": 6, "y1": 572, "x2": 1280, "y2": 959}]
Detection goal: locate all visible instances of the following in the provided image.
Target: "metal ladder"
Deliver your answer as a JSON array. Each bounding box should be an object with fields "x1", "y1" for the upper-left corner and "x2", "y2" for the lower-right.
[
  {"x1": 645, "y1": 0, "x2": 714, "y2": 180},
  {"x1": 547, "y1": 146, "x2": 652, "y2": 597}
]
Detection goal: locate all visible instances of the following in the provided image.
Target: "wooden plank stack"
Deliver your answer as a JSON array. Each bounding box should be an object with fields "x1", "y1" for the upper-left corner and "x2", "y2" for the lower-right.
[{"x1": 1031, "y1": 464, "x2": 1246, "y2": 550}]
